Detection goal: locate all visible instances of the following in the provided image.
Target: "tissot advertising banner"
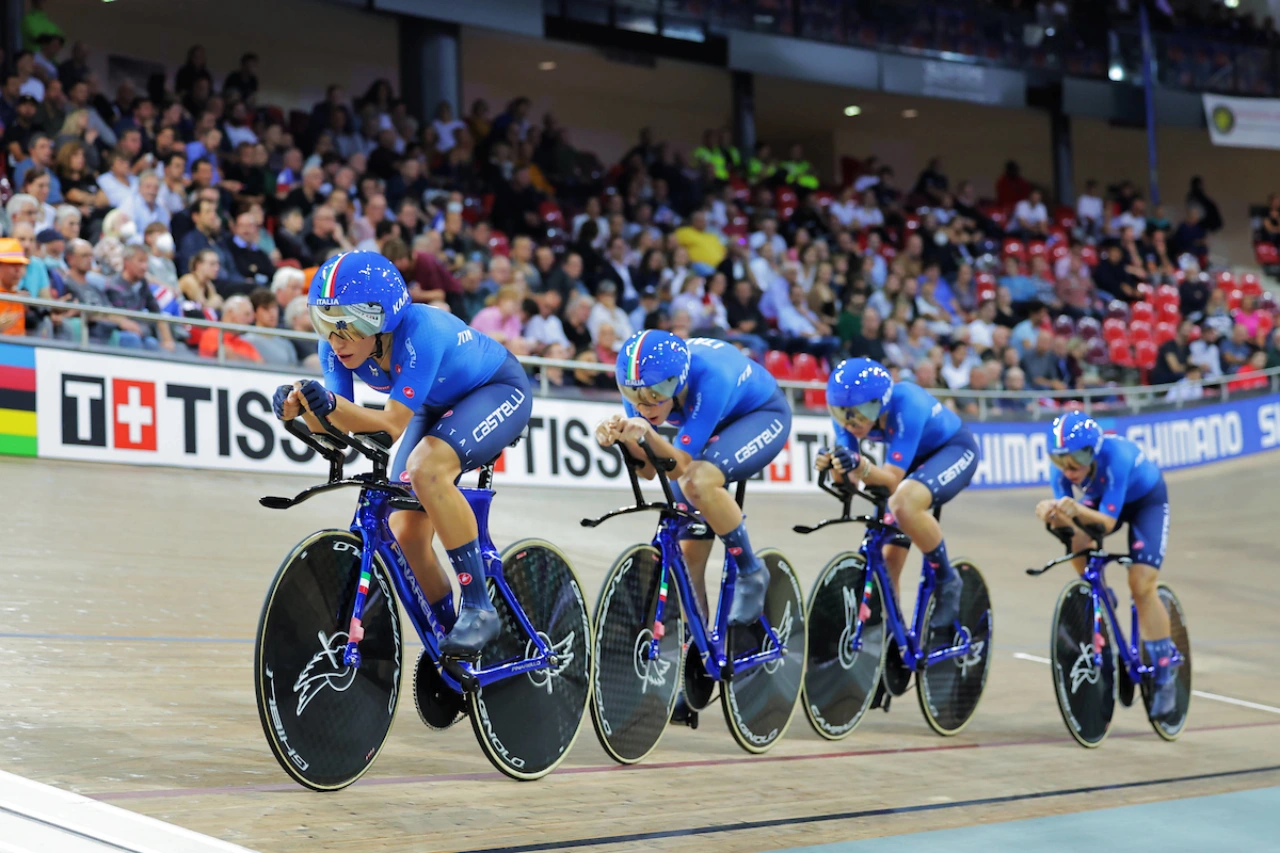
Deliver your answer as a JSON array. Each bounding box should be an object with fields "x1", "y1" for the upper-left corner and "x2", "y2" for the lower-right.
[{"x1": 16, "y1": 345, "x2": 1280, "y2": 490}]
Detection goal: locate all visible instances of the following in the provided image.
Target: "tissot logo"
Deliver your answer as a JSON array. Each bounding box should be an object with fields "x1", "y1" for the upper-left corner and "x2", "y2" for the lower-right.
[{"x1": 61, "y1": 374, "x2": 106, "y2": 446}]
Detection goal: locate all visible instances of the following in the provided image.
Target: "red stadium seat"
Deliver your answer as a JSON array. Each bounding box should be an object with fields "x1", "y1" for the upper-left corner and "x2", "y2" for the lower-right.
[
  {"x1": 1158, "y1": 301, "x2": 1181, "y2": 323},
  {"x1": 1131, "y1": 302, "x2": 1155, "y2": 324},
  {"x1": 1261, "y1": 290, "x2": 1279, "y2": 314},
  {"x1": 812, "y1": 190, "x2": 835, "y2": 208},
  {"x1": 1108, "y1": 339, "x2": 1134, "y2": 367},
  {"x1": 1134, "y1": 339, "x2": 1158, "y2": 370},
  {"x1": 1053, "y1": 314, "x2": 1076, "y2": 337},
  {"x1": 1085, "y1": 337, "x2": 1108, "y2": 365},
  {"x1": 1154, "y1": 321, "x2": 1176, "y2": 346},
  {"x1": 1077, "y1": 316, "x2": 1102, "y2": 340},
  {"x1": 1257, "y1": 312, "x2": 1275, "y2": 341},
  {"x1": 1239, "y1": 273, "x2": 1263, "y2": 297},
  {"x1": 1050, "y1": 242, "x2": 1070, "y2": 263},
  {"x1": 1255, "y1": 241, "x2": 1279, "y2": 266},
  {"x1": 791, "y1": 352, "x2": 819, "y2": 381},
  {"x1": 905, "y1": 213, "x2": 921, "y2": 232},
  {"x1": 1136, "y1": 283, "x2": 1155, "y2": 303},
  {"x1": 1130, "y1": 320, "x2": 1153, "y2": 342},
  {"x1": 730, "y1": 177, "x2": 751, "y2": 203},
  {"x1": 1002, "y1": 238, "x2": 1026, "y2": 261},
  {"x1": 1154, "y1": 284, "x2": 1180, "y2": 309},
  {"x1": 1080, "y1": 245, "x2": 1100, "y2": 267},
  {"x1": 1053, "y1": 205, "x2": 1076, "y2": 229},
  {"x1": 488, "y1": 230, "x2": 510, "y2": 257},
  {"x1": 538, "y1": 200, "x2": 565, "y2": 227},
  {"x1": 1102, "y1": 318, "x2": 1127, "y2": 342},
  {"x1": 764, "y1": 350, "x2": 792, "y2": 380},
  {"x1": 1215, "y1": 270, "x2": 1235, "y2": 290},
  {"x1": 1188, "y1": 324, "x2": 1202, "y2": 342},
  {"x1": 1106, "y1": 300, "x2": 1129, "y2": 321},
  {"x1": 1027, "y1": 240, "x2": 1048, "y2": 260},
  {"x1": 1227, "y1": 288, "x2": 1243, "y2": 312}
]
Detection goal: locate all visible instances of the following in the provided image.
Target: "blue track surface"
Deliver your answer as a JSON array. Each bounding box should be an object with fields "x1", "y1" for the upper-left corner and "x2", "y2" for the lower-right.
[{"x1": 769, "y1": 785, "x2": 1280, "y2": 852}]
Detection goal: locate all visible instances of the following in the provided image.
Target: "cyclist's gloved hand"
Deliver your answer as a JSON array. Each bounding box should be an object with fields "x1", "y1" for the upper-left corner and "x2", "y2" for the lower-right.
[
  {"x1": 272, "y1": 384, "x2": 293, "y2": 420},
  {"x1": 298, "y1": 380, "x2": 337, "y2": 418},
  {"x1": 831, "y1": 444, "x2": 859, "y2": 473}
]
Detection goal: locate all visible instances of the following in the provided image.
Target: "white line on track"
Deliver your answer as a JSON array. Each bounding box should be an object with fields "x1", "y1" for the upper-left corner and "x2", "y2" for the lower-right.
[
  {"x1": 1010, "y1": 652, "x2": 1280, "y2": 715},
  {"x1": 0, "y1": 769, "x2": 259, "y2": 853}
]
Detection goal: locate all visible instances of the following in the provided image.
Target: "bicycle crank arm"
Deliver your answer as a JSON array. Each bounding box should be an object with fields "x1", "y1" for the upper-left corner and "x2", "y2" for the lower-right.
[
  {"x1": 441, "y1": 657, "x2": 480, "y2": 692},
  {"x1": 923, "y1": 639, "x2": 973, "y2": 667}
]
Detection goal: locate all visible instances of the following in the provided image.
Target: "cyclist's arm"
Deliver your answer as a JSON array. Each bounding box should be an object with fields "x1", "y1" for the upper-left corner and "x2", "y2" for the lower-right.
[
  {"x1": 870, "y1": 410, "x2": 925, "y2": 492},
  {"x1": 1075, "y1": 459, "x2": 1129, "y2": 535},
  {"x1": 616, "y1": 400, "x2": 670, "y2": 480},
  {"x1": 1068, "y1": 501, "x2": 1119, "y2": 535}
]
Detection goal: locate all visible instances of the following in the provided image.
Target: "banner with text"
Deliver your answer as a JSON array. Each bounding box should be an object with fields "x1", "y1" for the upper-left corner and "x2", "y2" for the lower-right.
[
  {"x1": 1203, "y1": 93, "x2": 1280, "y2": 150},
  {"x1": 25, "y1": 346, "x2": 1280, "y2": 489}
]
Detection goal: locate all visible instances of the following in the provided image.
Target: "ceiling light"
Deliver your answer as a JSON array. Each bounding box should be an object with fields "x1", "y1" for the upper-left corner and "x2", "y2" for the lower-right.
[
  {"x1": 1108, "y1": 64, "x2": 1124, "y2": 81},
  {"x1": 902, "y1": 109, "x2": 918, "y2": 118},
  {"x1": 539, "y1": 61, "x2": 557, "y2": 71},
  {"x1": 843, "y1": 105, "x2": 861, "y2": 117}
]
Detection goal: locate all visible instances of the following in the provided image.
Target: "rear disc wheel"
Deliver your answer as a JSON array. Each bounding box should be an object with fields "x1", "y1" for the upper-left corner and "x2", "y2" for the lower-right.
[
  {"x1": 917, "y1": 559, "x2": 992, "y2": 736},
  {"x1": 1050, "y1": 579, "x2": 1117, "y2": 748},
  {"x1": 1140, "y1": 583, "x2": 1192, "y2": 741}
]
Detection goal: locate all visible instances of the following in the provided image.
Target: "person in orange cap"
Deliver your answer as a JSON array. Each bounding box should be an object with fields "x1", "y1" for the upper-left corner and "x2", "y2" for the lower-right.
[{"x1": 0, "y1": 237, "x2": 31, "y2": 336}]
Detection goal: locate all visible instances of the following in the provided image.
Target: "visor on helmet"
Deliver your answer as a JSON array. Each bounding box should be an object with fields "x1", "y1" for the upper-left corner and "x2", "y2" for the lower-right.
[
  {"x1": 619, "y1": 375, "x2": 681, "y2": 407},
  {"x1": 828, "y1": 400, "x2": 882, "y2": 428},
  {"x1": 1049, "y1": 447, "x2": 1095, "y2": 469},
  {"x1": 310, "y1": 303, "x2": 385, "y2": 341}
]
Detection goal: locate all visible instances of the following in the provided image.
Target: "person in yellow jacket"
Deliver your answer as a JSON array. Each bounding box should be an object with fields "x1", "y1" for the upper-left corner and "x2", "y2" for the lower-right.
[
  {"x1": 716, "y1": 128, "x2": 742, "y2": 179},
  {"x1": 693, "y1": 129, "x2": 729, "y2": 184},
  {"x1": 747, "y1": 142, "x2": 778, "y2": 185},
  {"x1": 674, "y1": 209, "x2": 727, "y2": 269},
  {"x1": 780, "y1": 143, "x2": 819, "y2": 191}
]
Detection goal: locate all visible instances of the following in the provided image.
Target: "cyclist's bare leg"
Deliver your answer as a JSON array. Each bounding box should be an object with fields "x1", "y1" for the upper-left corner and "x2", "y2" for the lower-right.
[
  {"x1": 1128, "y1": 563, "x2": 1171, "y2": 640},
  {"x1": 882, "y1": 542, "x2": 909, "y2": 601},
  {"x1": 679, "y1": 538, "x2": 714, "y2": 624}
]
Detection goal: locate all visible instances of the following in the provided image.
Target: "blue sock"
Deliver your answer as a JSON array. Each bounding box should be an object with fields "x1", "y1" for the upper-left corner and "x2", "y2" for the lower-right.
[
  {"x1": 429, "y1": 592, "x2": 457, "y2": 634},
  {"x1": 722, "y1": 521, "x2": 762, "y2": 576},
  {"x1": 446, "y1": 540, "x2": 493, "y2": 611},
  {"x1": 923, "y1": 540, "x2": 957, "y2": 584},
  {"x1": 1144, "y1": 638, "x2": 1175, "y2": 683}
]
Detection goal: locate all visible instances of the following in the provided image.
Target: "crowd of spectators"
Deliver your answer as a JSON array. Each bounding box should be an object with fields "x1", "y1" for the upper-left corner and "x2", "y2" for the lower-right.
[{"x1": 0, "y1": 9, "x2": 1277, "y2": 415}]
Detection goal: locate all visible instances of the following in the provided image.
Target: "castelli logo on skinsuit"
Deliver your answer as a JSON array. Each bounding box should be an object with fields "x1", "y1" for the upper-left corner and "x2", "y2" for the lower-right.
[
  {"x1": 681, "y1": 435, "x2": 691, "y2": 445},
  {"x1": 399, "y1": 471, "x2": 411, "y2": 483},
  {"x1": 403, "y1": 386, "x2": 414, "y2": 399},
  {"x1": 457, "y1": 572, "x2": 472, "y2": 586},
  {"x1": 1133, "y1": 540, "x2": 1145, "y2": 550},
  {"x1": 729, "y1": 547, "x2": 743, "y2": 556},
  {"x1": 892, "y1": 451, "x2": 903, "y2": 461}
]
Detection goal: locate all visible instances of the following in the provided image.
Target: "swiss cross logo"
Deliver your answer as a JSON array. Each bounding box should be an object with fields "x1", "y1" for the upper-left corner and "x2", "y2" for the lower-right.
[
  {"x1": 768, "y1": 440, "x2": 791, "y2": 482},
  {"x1": 457, "y1": 572, "x2": 472, "y2": 586},
  {"x1": 112, "y1": 379, "x2": 157, "y2": 451},
  {"x1": 403, "y1": 386, "x2": 415, "y2": 399}
]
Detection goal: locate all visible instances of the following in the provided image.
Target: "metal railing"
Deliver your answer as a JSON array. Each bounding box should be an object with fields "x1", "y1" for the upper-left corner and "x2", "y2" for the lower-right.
[{"x1": 4, "y1": 291, "x2": 1278, "y2": 420}]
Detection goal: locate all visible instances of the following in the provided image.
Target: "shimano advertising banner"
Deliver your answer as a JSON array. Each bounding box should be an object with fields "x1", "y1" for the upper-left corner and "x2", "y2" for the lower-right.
[{"x1": 8, "y1": 343, "x2": 1280, "y2": 490}]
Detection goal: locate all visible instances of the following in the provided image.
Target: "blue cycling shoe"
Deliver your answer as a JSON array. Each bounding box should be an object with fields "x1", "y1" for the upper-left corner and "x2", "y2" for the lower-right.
[
  {"x1": 728, "y1": 561, "x2": 769, "y2": 626},
  {"x1": 929, "y1": 573, "x2": 963, "y2": 630},
  {"x1": 440, "y1": 605, "x2": 500, "y2": 657},
  {"x1": 1145, "y1": 638, "x2": 1180, "y2": 719}
]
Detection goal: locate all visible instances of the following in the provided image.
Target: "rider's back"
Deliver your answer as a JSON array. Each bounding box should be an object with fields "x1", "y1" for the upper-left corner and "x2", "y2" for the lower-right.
[{"x1": 321, "y1": 304, "x2": 510, "y2": 407}]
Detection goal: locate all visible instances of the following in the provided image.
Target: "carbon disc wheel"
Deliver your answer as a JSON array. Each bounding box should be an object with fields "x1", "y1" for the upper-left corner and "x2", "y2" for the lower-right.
[{"x1": 1050, "y1": 579, "x2": 1117, "y2": 748}]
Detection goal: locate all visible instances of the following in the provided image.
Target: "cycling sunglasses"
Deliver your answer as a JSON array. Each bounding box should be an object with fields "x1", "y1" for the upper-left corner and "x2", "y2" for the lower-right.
[{"x1": 619, "y1": 377, "x2": 681, "y2": 407}]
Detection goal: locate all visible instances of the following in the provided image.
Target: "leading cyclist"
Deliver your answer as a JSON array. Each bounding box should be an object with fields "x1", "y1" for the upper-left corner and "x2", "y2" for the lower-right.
[
  {"x1": 271, "y1": 251, "x2": 532, "y2": 657},
  {"x1": 594, "y1": 331, "x2": 790, "y2": 628},
  {"x1": 1036, "y1": 411, "x2": 1178, "y2": 718},
  {"x1": 818, "y1": 358, "x2": 980, "y2": 634}
]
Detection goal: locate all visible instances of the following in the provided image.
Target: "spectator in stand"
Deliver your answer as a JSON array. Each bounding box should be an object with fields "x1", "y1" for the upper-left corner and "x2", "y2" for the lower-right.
[
  {"x1": 1151, "y1": 318, "x2": 1194, "y2": 386},
  {"x1": 1111, "y1": 198, "x2": 1148, "y2": 239},
  {"x1": 1010, "y1": 188, "x2": 1049, "y2": 238},
  {"x1": 268, "y1": 267, "x2": 306, "y2": 327},
  {"x1": 177, "y1": 197, "x2": 231, "y2": 275},
  {"x1": 1020, "y1": 330, "x2": 1060, "y2": 390},
  {"x1": 1187, "y1": 176, "x2": 1222, "y2": 234},
  {"x1": 283, "y1": 296, "x2": 320, "y2": 369},
  {"x1": 0, "y1": 239, "x2": 29, "y2": 337},
  {"x1": 995, "y1": 160, "x2": 1031, "y2": 209},
  {"x1": 586, "y1": 280, "x2": 630, "y2": 346},
  {"x1": 284, "y1": 165, "x2": 324, "y2": 219},
  {"x1": 124, "y1": 170, "x2": 169, "y2": 230},
  {"x1": 999, "y1": 255, "x2": 1041, "y2": 307},
  {"x1": 524, "y1": 289, "x2": 570, "y2": 354},
  {"x1": 1076, "y1": 178, "x2": 1104, "y2": 240},
  {"x1": 1220, "y1": 323, "x2": 1253, "y2": 373},
  {"x1": 178, "y1": 248, "x2": 222, "y2": 315},
  {"x1": 470, "y1": 285, "x2": 533, "y2": 356},
  {"x1": 225, "y1": 208, "x2": 274, "y2": 286},
  {"x1": 241, "y1": 287, "x2": 296, "y2": 366},
  {"x1": 1190, "y1": 324, "x2": 1224, "y2": 379},
  {"x1": 199, "y1": 294, "x2": 260, "y2": 362},
  {"x1": 940, "y1": 340, "x2": 975, "y2": 389},
  {"x1": 13, "y1": 133, "x2": 61, "y2": 201},
  {"x1": 599, "y1": 234, "x2": 640, "y2": 311},
  {"x1": 1093, "y1": 242, "x2": 1140, "y2": 302},
  {"x1": 104, "y1": 244, "x2": 174, "y2": 350},
  {"x1": 305, "y1": 205, "x2": 352, "y2": 259},
  {"x1": 968, "y1": 299, "x2": 998, "y2": 351},
  {"x1": 1011, "y1": 301, "x2": 1049, "y2": 355},
  {"x1": 1235, "y1": 292, "x2": 1269, "y2": 345},
  {"x1": 1228, "y1": 350, "x2": 1268, "y2": 393},
  {"x1": 97, "y1": 148, "x2": 138, "y2": 209}
]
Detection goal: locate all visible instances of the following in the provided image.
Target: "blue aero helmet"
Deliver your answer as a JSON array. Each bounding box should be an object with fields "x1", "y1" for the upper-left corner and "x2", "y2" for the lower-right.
[
  {"x1": 1048, "y1": 410, "x2": 1103, "y2": 469},
  {"x1": 827, "y1": 357, "x2": 893, "y2": 427},
  {"x1": 308, "y1": 251, "x2": 411, "y2": 341},
  {"x1": 615, "y1": 330, "x2": 690, "y2": 406}
]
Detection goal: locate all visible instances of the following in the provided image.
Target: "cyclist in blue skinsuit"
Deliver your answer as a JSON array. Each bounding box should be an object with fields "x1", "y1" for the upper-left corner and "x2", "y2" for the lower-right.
[
  {"x1": 271, "y1": 251, "x2": 532, "y2": 657},
  {"x1": 594, "y1": 331, "x2": 790, "y2": 627},
  {"x1": 819, "y1": 358, "x2": 980, "y2": 633},
  {"x1": 1036, "y1": 411, "x2": 1178, "y2": 718}
]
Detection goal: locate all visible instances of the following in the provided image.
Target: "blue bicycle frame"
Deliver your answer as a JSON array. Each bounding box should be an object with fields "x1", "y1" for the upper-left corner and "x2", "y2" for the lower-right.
[
  {"x1": 583, "y1": 439, "x2": 786, "y2": 681},
  {"x1": 267, "y1": 415, "x2": 555, "y2": 695},
  {"x1": 1029, "y1": 521, "x2": 1184, "y2": 681},
  {"x1": 796, "y1": 474, "x2": 973, "y2": 671}
]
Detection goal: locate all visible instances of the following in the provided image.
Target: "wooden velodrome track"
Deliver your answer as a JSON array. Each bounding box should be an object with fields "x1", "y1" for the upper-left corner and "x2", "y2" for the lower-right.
[{"x1": 2, "y1": 453, "x2": 1279, "y2": 853}]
